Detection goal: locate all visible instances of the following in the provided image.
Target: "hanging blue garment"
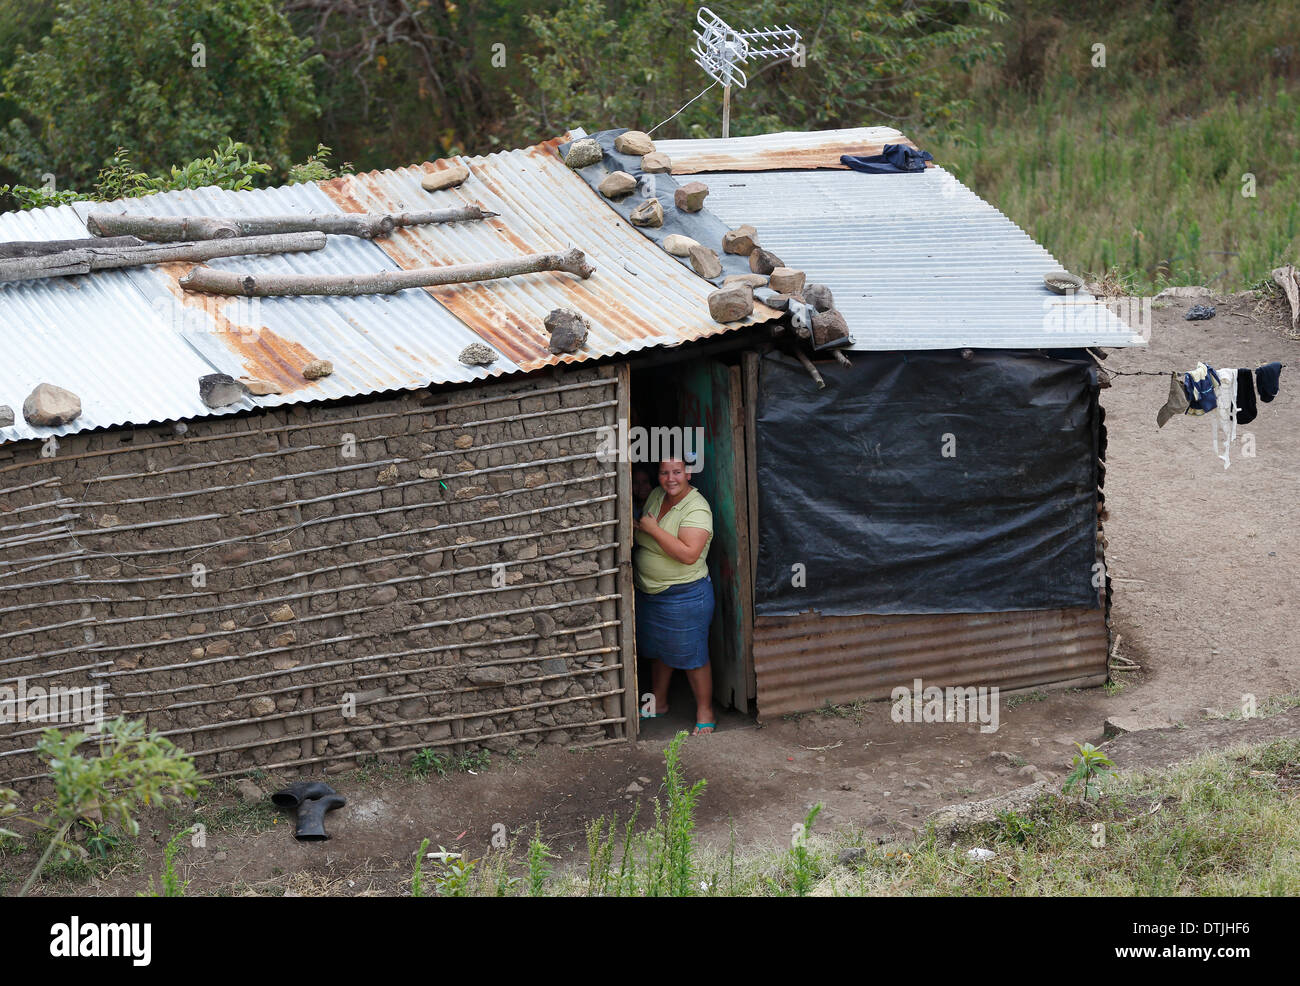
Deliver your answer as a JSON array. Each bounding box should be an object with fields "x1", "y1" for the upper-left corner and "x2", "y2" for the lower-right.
[
  {"x1": 840, "y1": 144, "x2": 934, "y2": 174},
  {"x1": 1183, "y1": 364, "x2": 1220, "y2": 413}
]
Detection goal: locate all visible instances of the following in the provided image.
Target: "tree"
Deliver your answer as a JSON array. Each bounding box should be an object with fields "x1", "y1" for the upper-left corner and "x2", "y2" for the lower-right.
[
  {"x1": 284, "y1": 0, "x2": 522, "y2": 166},
  {"x1": 1, "y1": 0, "x2": 320, "y2": 188},
  {"x1": 514, "y1": 0, "x2": 1007, "y2": 141},
  {"x1": 0, "y1": 717, "x2": 202, "y2": 897}
]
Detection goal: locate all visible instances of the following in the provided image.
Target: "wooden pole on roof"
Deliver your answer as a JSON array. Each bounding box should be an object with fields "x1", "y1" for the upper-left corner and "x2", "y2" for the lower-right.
[
  {"x1": 0, "y1": 232, "x2": 327, "y2": 284},
  {"x1": 180, "y1": 247, "x2": 597, "y2": 297},
  {"x1": 84, "y1": 205, "x2": 498, "y2": 242},
  {"x1": 0, "y1": 235, "x2": 146, "y2": 259}
]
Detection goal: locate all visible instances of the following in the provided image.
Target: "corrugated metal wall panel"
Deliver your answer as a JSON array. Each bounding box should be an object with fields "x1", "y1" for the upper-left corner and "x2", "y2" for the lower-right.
[{"x1": 753, "y1": 608, "x2": 1108, "y2": 719}]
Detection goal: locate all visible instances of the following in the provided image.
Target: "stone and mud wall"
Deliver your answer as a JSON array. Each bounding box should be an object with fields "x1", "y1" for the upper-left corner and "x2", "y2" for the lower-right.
[{"x1": 0, "y1": 364, "x2": 630, "y2": 787}]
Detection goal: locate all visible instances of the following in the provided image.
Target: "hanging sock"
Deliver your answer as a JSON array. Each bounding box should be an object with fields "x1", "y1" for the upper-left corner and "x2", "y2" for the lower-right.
[
  {"x1": 1236, "y1": 368, "x2": 1258, "y2": 424},
  {"x1": 1256, "y1": 361, "x2": 1283, "y2": 402}
]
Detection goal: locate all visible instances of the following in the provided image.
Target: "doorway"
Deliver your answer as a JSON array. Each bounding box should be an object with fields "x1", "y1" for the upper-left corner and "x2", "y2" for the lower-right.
[{"x1": 627, "y1": 356, "x2": 756, "y2": 734}]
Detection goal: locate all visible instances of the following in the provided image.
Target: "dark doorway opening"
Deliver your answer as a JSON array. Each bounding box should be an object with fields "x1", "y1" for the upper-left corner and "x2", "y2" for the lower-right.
[{"x1": 628, "y1": 356, "x2": 757, "y2": 737}]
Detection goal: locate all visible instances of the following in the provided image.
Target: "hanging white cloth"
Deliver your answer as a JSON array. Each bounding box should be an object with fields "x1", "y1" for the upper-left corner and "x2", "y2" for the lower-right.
[{"x1": 1213, "y1": 367, "x2": 1237, "y2": 468}]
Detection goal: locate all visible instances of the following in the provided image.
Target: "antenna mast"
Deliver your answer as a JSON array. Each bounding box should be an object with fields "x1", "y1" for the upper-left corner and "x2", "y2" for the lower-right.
[{"x1": 693, "y1": 6, "x2": 802, "y2": 138}]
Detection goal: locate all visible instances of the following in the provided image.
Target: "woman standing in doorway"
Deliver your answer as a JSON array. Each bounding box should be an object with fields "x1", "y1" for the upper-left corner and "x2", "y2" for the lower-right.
[{"x1": 633, "y1": 456, "x2": 716, "y2": 735}]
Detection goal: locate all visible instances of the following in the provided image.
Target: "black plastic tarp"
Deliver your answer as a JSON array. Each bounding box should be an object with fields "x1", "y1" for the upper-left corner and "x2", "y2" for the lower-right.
[{"x1": 754, "y1": 350, "x2": 1101, "y2": 615}]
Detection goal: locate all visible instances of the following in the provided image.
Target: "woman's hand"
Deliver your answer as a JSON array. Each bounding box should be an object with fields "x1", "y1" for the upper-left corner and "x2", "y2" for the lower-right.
[{"x1": 637, "y1": 512, "x2": 660, "y2": 534}]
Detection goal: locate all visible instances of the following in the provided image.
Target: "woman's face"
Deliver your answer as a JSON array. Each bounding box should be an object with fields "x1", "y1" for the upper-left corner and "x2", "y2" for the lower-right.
[{"x1": 658, "y1": 459, "x2": 688, "y2": 498}]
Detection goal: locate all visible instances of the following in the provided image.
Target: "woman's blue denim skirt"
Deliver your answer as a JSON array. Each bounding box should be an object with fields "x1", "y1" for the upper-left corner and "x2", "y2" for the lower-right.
[{"x1": 635, "y1": 576, "x2": 715, "y2": 670}]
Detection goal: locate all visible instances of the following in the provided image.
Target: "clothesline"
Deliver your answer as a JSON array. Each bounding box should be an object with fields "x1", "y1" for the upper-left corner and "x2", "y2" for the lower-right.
[
  {"x1": 1106, "y1": 363, "x2": 1287, "y2": 378},
  {"x1": 1152, "y1": 359, "x2": 1286, "y2": 469}
]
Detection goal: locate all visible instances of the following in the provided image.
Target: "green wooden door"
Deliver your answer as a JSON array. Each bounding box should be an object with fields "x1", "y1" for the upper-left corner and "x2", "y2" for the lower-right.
[{"x1": 678, "y1": 361, "x2": 752, "y2": 711}]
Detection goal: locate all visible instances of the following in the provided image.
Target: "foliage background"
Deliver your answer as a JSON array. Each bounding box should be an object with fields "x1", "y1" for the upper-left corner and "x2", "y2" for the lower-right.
[{"x1": 1, "y1": 0, "x2": 1298, "y2": 291}]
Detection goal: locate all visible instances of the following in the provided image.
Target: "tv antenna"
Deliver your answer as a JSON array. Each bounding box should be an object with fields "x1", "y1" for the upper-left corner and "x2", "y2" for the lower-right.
[{"x1": 693, "y1": 6, "x2": 801, "y2": 138}]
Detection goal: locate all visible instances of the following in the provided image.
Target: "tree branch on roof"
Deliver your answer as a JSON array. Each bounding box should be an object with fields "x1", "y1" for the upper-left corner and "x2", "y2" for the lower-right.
[
  {"x1": 179, "y1": 247, "x2": 596, "y2": 297},
  {"x1": 85, "y1": 205, "x2": 497, "y2": 242},
  {"x1": 0, "y1": 233, "x2": 327, "y2": 284}
]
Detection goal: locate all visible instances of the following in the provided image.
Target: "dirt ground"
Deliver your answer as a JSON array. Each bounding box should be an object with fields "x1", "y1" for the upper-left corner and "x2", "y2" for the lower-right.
[{"x1": 12, "y1": 288, "x2": 1300, "y2": 896}]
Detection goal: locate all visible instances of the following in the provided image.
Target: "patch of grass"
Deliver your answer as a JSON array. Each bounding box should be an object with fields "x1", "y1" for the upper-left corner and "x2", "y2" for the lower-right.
[
  {"x1": 924, "y1": 0, "x2": 1300, "y2": 294},
  {"x1": 141, "y1": 827, "x2": 192, "y2": 897},
  {"x1": 379, "y1": 735, "x2": 1300, "y2": 897},
  {"x1": 407, "y1": 749, "x2": 449, "y2": 780},
  {"x1": 173, "y1": 782, "x2": 278, "y2": 836},
  {"x1": 26, "y1": 820, "x2": 144, "y2": 886},
  {"x1": 351, "y1": 756, "x2": 401, "y2": 784},
  {"x1": 818, "y1": 701, "x2": 868, "y2": 724},
  {"x1": 456, "y1": 750, "x2": 491, "y2": 773},
  {"x1": 1211, "y1": 692, "x2": 1300, "y2": 721},
  {"x1": 1005, "y1": 690, "x2": 1048, "y2": 709}
]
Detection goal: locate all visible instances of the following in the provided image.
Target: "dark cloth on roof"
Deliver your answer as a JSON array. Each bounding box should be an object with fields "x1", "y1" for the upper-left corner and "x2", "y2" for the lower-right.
[
  {"x1": 840, "y1": 144, "x2": 934, "y2": 174},
  {"x1": 1256, "y1": 361, "x2": 1283, "y2": 402},
  {"x1": 1235, "y1": 368, "x2": 1258, "y2": 424}
]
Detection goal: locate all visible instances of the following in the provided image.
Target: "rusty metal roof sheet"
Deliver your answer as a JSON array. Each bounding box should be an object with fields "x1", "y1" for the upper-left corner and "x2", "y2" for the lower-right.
[
  {"x1": 317, "y1": 136, "x2": 777, "y2": 372},
  {"x1": 0, "y1": 135, "x2": 774, "y2": 444},
  {"x1": 655, "y1": 126, "x2": 913, "y2": 173}
]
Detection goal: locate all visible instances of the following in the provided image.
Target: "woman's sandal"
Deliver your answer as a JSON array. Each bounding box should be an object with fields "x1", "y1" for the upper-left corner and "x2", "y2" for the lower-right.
[{"x1": 693, "y1": 722, "x2": 716, "y2": 735}]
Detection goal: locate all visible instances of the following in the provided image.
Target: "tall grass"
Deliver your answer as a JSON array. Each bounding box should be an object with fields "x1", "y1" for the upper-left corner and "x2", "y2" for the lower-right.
[
  {"x1": 396, "y1": 734, "x2": 1300, "y2": 897},
  {"x1": 919, "y1": 0, "x2": 1300, "y2": 293}
]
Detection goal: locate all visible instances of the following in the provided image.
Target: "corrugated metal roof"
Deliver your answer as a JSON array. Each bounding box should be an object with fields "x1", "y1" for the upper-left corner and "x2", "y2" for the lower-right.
[
  {"x1": 317, "y1": 137, "x2": 774, "y2": 372},
  {"x1": 0, "y1": 126, "x2": 1143, "y2": 444},
  {"x1": 691, "y1": 166, "x2": 1146, "y2": 350},
  {"x1": 655, "y1": 126, "x2": 912, "y2": 173},
  {"x1": 0, "y1": 135, "x2": 773, "y2": 444}
]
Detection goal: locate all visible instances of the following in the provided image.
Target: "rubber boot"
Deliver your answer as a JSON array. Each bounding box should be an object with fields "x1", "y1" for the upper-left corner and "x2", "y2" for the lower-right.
[
  {"x1": 270, "y1": 781, "x2": 336, "y2": 809},
  {"x1": 294, "y1": 794, "x2": 347, "y2": 841}
]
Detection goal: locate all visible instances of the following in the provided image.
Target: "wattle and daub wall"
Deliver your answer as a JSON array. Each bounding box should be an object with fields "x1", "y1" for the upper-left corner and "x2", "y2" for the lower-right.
[{"x1": 0, "y1": 365, "x2": 629, "y2": 786}]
